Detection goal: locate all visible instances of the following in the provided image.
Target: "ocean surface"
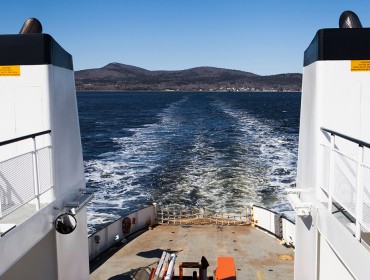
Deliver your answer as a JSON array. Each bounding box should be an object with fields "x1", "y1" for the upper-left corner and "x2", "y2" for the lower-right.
[{"x1": 77, "y1": 91, "x2": 301, "y2": 233}]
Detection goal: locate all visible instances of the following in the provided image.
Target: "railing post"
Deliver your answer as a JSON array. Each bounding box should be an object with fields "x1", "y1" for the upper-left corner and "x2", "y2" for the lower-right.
[
  {"x1": 328, "y1": 134, "x2": 335, "y2": 213},
  {"x1": 0, "y1": 191, "x2": 2, "y2": 218},
  {"x1": 32, "y1": 137, "x2": 41, "y2": 211},
  {"x1": 355, "y1": 145, "x2": 364, "y2": 241}
]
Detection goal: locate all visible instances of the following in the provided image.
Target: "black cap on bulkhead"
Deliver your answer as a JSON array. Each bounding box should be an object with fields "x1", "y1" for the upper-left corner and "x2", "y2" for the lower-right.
[
  {"x1": 0, "y1": 18, "x2": 73, "y2": 70},
  {"x1": 303, "y1": 11, "x2": 370, "y2": 67}
]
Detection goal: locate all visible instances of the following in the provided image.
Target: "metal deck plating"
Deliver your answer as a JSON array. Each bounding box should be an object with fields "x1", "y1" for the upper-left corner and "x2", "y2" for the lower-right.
[{"x1": 90, "y1": 224, "x2": 294, "y2": 280}]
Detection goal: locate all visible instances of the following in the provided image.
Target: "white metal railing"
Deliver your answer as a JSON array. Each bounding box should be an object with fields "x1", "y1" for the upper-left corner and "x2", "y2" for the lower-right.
[
  {"x1": 0, "y1": 131, "x2": 53, "y2": 219},
  {"x1": 321, "y1": 128, "x2": 370, "y2": 241},
  {"x1": 87, "y1": 204, "x2": 295, "y2": 260},
  {"x1": 157, "y1": 205, "x2": 251, "y2": 226}
]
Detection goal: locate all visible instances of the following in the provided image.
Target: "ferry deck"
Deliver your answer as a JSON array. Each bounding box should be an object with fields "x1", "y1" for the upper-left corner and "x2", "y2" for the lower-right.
[{"x1": 90, "y1": 223, "x2": 294, "y2": 279}]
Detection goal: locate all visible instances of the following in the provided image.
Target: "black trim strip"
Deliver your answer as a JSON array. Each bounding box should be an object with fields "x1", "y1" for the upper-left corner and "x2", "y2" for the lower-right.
[
  {"x1": 304, "y1": 28, "x2": 370, "y2": 67},
  {"x1": 0, "y1": 34, "x2": 73, "y2": 70},
  {"x1": 0, "y1": 225, "x2": 16, "y2": 237},
  {"x1": 0, "y1": 130, "x2": 51, "y2": 146}
]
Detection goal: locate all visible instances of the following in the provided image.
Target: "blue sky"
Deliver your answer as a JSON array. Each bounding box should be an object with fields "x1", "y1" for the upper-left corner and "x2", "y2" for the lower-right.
[{"x1": 1, "y1": 1, "x2": 370, "y2": 75}]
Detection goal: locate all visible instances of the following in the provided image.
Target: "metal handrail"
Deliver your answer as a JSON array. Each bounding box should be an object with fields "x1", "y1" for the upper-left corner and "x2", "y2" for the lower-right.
[
  {"x1": 321, "y1": 127, "x2": 370, "y2": 241},
  {"x1": 0, "y1": 130, "x2": 51, "y2": 147},
  {"x1": 321, "y1": 127, "x2": 370, "y2": 149},
  {"x1": 0, "y1": 130, "x2": 53, "y2": 220}
]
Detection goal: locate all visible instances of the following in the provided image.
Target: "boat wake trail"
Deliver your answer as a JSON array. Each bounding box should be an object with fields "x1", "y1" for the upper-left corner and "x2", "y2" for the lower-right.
[
  {"x1": 85, "y1": 97, "x2": 189, "y2": 232},
  {"x1": 82, "y1": 93, "x2": 299, "y2": 233},
  {"x1": 213, "y1": 99, "x2": 297, "y2": 218}
]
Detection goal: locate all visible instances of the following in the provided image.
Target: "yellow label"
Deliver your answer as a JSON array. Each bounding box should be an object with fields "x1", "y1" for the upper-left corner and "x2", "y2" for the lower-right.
[
  {"x1": 351, "y1": 60, "x2": 370, "y2": 71},
  {"x1": 0, "y1": 65, "x2": 20, "y2": 76}
]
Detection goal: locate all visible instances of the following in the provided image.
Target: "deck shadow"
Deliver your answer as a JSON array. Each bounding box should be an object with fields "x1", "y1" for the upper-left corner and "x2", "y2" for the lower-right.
[
  {"x1": 90, "y1": 228, "x2": 149, "y2": 274},
  {"x1": 107, "y1": 271, "x2": 132, "y2": 280},
  {"x1": 137, "y1": 248, "x2": 177, "y2": 258}
]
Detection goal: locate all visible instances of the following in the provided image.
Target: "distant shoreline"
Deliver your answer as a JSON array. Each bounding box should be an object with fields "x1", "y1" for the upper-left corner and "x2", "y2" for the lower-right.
[
  {"x1": 75, "y1": 63, "x2": 302, "y2": 93},
  {"x1": 76, "y1": 90, "x2": 302, "y2": 93}
]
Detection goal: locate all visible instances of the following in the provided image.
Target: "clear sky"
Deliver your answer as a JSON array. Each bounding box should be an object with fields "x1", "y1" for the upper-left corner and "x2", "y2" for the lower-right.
[{"x1": 1, "y1": 1, "x2": 370, "y2": 75}]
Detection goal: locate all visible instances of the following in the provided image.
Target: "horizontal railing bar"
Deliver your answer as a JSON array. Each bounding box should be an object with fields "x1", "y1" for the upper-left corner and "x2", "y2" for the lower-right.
[
  {"x1": 0, "y1": 130, "x2": 51, "y2": 147},
  {"x1": 321, "y1": 127, "x2": 370, "y2": 149}
]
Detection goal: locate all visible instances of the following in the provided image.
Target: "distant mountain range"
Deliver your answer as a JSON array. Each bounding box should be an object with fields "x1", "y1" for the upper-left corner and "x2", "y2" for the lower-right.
[{"x1": 75, "y1": 63, "x2": 302, "y2": 92}]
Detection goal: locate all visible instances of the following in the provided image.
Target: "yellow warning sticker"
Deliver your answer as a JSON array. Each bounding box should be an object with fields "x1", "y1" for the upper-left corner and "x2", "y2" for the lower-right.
[
  {"x1": 351, "y1": 60, "x2": 370, "y2": 71},
  {"x1": 0, "y1": 65, "x2": 20, "y2": 76}
]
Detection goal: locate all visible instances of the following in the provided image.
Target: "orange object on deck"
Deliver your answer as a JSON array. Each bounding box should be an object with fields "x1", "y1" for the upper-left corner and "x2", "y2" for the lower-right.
[
  {"x1": 215, "y1": 257, "x2": 236, "y2": 280},
  {"x1": 148, "y1": 268, "x2": 155, "y2": 280}
]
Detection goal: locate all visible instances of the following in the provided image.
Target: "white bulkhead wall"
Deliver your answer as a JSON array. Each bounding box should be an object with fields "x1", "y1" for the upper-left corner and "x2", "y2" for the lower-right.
[
  {"x1": 0, "y1": 65, "x2": 57, "y2": 279},
  {"x1": 0, "y1": 62, "x2": 89, "y2": 279},
  {"x1": 0, "y1": 65, "x2": 51, "y2": 162},
  {"x1": 50, "y1": 64, "x2": 89, "y2": 280},
  {"x1": 296, "y1": 61, "x2": 318, "y2": 195},
  {"x1": 295, "y1": 60, "x2": 370, "y2": 280},
  {"x1": 295, "y1": 61, "x2": 319, "y2": 280},
  {"x1": 297, "y1": 60, "x2": 370, "y2": 196},
  {"x1": 50, "y1": 63, "x2": 85, "y2": 202},
  {"x1": 56, "y1": 208, "x2": 90, "y2": 279},
  {"x1": 0, "y1": 230, "x2": 58, "y2": 279},
  {"x1": 0, "y1": 63, "x2": 86, "y2": 198},
  {"x1": 319, "y1": 61, "x2": 370, "y2": 166}
]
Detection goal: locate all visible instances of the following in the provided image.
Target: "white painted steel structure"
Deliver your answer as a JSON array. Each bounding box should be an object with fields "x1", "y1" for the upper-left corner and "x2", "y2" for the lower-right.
[
  {"x1": 293, "y1": 57, "x2": 370, "y2": 279},
  {"x1": 87, "y1": 204, "x2": 295, "y2": 265},
  {"x1": 0, "y1": 41, "x2": 90, "y2": 279},
  {"x1": 88, "y1": 205, "x2": 157, "y2": 260},
  {"x1": 252, "y1": 205, "x2": 296, "y2": 246}
]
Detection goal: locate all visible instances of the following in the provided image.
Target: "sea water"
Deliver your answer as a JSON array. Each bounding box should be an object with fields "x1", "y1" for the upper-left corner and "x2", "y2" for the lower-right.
[{"x1": 77, "y1": 92, "x2": 301, "y2": 233}]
